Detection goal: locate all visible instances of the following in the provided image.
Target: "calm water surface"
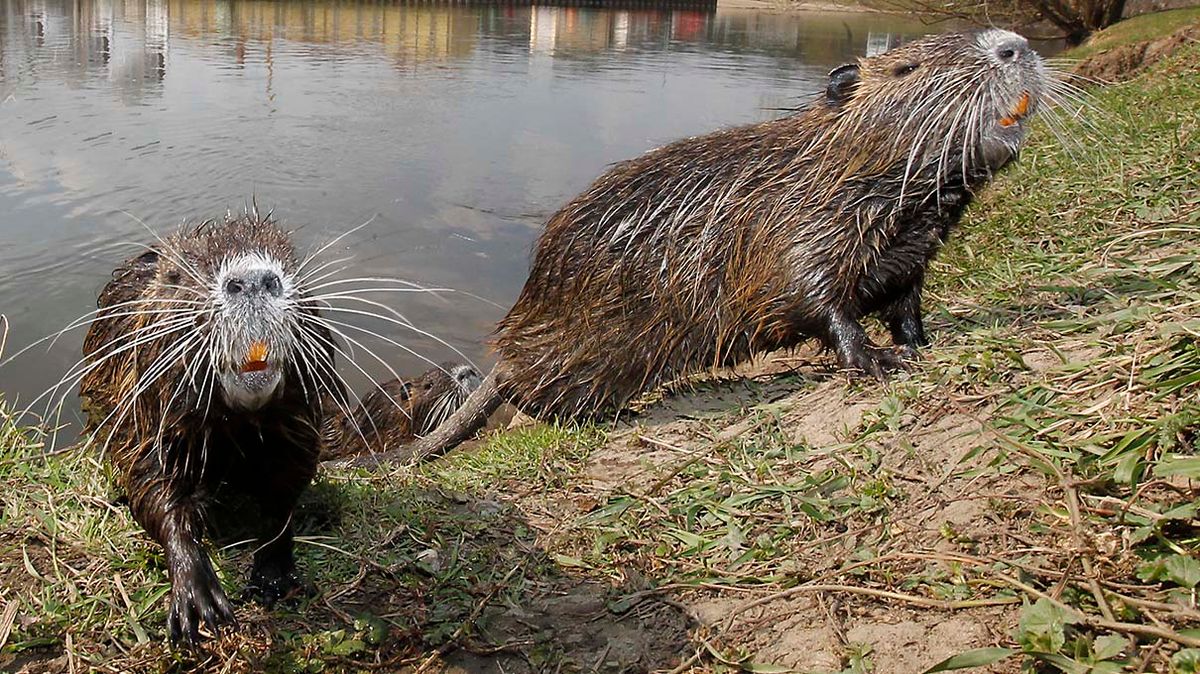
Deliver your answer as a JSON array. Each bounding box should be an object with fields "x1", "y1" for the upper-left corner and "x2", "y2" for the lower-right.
[{"x1": 0, "y1": 0, "x2": 972, "y2": 430}]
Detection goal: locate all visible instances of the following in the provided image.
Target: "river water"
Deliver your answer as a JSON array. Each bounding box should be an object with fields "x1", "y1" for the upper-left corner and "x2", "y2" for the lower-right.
[{"x1": 0, "y1": 0, "x2": 1018, "y2": 431}]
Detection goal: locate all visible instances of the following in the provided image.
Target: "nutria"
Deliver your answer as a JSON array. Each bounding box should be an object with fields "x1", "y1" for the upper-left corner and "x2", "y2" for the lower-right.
[
  {"x1": 320, "y1": 363, "x2": 481, "y2": 461},
  {"x1": 354, "y1": 29, "x2": 1063, "y2": 467},
  {"x1": 78, "y1": 211, "x2": 342, "y2": 644}
]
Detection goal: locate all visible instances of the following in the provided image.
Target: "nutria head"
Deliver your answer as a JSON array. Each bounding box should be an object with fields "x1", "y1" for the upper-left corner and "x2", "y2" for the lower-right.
[
  {"x1": 406, "y1": 363, "x2": 482, "y2": 435},
  {"x1": 156, "y1": 218, "x2": 313, "y2": 411},
  {"x1": 78, "y1": 213, "x2": 337, "y2": 428},
  {"x1": 824, "y1": 28, "x2": 1048, "y2": 180},
  {"x1": 209, "y1": 251, "x2": 297, "y2": 409}
]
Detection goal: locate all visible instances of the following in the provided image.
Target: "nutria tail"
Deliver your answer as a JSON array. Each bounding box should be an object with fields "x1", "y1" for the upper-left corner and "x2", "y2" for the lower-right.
[{"x1": 333, "y1": 365, "x2": 504, "y2": 468}]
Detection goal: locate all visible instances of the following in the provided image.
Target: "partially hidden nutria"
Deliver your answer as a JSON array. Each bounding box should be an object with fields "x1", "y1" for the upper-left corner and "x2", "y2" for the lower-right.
[
  {"x1": 79, "y1": 212, "x2": 342, "y2": 644},
  {"x1": 320, "y1": 363, "x2": 481, "y2": 461},
  {"x1": 354, "y1": 29, "x2": 1061, "y2": 467}
]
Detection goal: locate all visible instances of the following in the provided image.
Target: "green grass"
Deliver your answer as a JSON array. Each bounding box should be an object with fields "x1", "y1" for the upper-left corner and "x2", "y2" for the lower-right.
[
  {"x1": 0, "y1": 408, "x2": 609, "y2": 671},
  {"x1": 3, "y1": 21, "x2": 1200, "y2": 674},
  {"x1": 1066, "y1": 7, "x2": 1200, "y2": 59},
  {"x1": 425, "y1": 423, "x2": 603, "y2": 493}
]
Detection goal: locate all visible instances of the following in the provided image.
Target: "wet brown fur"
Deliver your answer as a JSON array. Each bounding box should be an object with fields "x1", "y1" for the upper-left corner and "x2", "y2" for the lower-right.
[
  {"x1": 79, "y1": 212, "x2": 338, "y2": 643},
  {"x1": 354, "y1": 30, "x2": 1051, "y2": 465},
  {"x1": 495, "y1": 32, "x2": 1041, "y2": 417}
]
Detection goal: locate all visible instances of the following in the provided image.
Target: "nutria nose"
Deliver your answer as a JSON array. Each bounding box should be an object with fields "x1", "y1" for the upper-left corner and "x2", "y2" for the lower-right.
[
  {"x1": 994, "y1": 36, "x2": 1029, "y2": 63},
  {"x1": 223, "y1": 270, "x2": 284, "y2": 298},
  {"x1": 261, "y1": 272, "x2": 283, "y2": 297}
]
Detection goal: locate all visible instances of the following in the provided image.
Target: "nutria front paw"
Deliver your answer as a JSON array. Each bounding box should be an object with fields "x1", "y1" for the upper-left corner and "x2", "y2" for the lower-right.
[
  {"x1": 168, "y1": 570, "x2": 236, "y2": 645},
  {"x1": 841, "y1": 346, "x2": 911, "y2": 379}
]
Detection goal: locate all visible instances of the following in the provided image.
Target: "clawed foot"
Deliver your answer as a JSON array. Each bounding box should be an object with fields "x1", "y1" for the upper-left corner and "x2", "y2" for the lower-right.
[
  {"x1": 840, "y1": 344, "x2": 919, "y2": 379},
  {"x1": 168, "y1": 566, "x2": 237, "y2": 645},
  {"x1": 245, "y1": 563, "x2": 302, "y2": 607}
]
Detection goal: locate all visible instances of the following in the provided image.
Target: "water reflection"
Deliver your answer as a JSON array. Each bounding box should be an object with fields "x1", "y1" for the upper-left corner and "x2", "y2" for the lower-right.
[
  {"x1": 0, "y1": 0, "x2": 1022, "y2": 433},
  {"x1": 1, "y1": 0, "x2": 949, "y2": 84}
]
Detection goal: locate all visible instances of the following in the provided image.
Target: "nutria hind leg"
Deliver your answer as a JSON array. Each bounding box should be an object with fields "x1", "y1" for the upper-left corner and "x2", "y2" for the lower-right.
[
  {"x1": 881, "y1": 279, "x2": 929, "y2": 359},
  {"x1": 246, "y1": 513, "x2": 299, "y2": 607},
  {"x1": 243, "y1": 456, "x2": 314, "y2": 607},
  {"x1": 825, "y1": 311, "x2": 907, "y2": 379}
]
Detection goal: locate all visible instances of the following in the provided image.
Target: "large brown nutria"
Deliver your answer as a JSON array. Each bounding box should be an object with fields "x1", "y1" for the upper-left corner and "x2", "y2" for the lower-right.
[
  {"x1": 79, "y1": 212, "x2": 342, "y2": 644},
  {"x1": 320, "y1": 363, "x2": 481, "y2": 461},
  {"x1": 354, "y1": 29, "x2": 1064, "y2": 467}
]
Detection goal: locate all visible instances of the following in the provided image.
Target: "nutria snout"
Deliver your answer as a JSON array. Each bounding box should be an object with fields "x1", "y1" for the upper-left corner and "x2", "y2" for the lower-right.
[{"x1": 211, "y1": 255, "x2": 300, "y2": 409}]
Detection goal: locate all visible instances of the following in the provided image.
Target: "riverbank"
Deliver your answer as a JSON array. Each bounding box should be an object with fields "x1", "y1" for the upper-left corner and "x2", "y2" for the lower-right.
[{"x1": 3, "y1": 10, "x2": 1200, "y2": 674}]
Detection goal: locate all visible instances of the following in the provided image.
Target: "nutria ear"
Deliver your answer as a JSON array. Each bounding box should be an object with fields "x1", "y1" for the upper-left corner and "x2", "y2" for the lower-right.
[{"x1": 826, "y1": 63, "x2": 860, "y2": 106}]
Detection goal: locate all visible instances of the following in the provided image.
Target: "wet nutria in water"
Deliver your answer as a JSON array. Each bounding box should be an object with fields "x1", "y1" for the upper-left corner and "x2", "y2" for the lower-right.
[
  {"x1": 357, "y1": 29, "x2": 1066, "y2": 466},
  {"x1": 79, "y1": 212, "x2": 343, "y2": 644},
  {"x1": 320, "y1": 363, "x2": 481, "y2": 461}
]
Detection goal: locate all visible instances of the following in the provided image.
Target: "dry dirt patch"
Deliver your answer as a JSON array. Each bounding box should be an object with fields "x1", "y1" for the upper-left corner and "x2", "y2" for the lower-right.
[
  {"x1": 514, "y1": 346, "x2": 1063, "y2": 672},
  {"x1": 1074, "y1": 23, "x2": 1200, "y2": 81}
]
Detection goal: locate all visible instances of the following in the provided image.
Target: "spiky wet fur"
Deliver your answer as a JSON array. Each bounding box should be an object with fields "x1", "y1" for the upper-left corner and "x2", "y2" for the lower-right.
[
  {"x1": 352, "y1": 29, "x2": 1088, "y2": 467},
  {"x1": 78, "y1": 212, "x2": 339, "y2": 645},
  {"x1": 494, "y1": 29, "x2": 1054, "y2": 418}
]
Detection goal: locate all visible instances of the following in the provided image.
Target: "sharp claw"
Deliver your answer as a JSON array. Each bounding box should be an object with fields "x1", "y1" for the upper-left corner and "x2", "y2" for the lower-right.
[
  {"x1": 840, "y1": 346, "x2": 913, "y2": 380},
  {"x1": 200, "y1": 605, "x2": 219, "y2": 633},
  {"x1": 871, "y1": 358, "x2": 888, "y2": 379},
  {"x1": 216, "y1": 595, "x2": 237, "y2": 624},
  {"x1": 168, "y1": 570, "x2": 236, "y2": 646},
  {"x1": 247, "y1": 564, "x2": 301, "y2": 608},
  {"x1": 180, "y1": 608, "x2": 198, "y2": 646}
]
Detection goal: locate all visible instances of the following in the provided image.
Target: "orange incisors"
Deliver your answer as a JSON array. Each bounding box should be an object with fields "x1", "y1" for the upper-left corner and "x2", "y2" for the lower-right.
[
  {"x1": 241, "y1": 341, "x2": 270, "y2": 373},
  {"x1": 1000, "y1": 92, "x2": 1031, "y2": 128}
]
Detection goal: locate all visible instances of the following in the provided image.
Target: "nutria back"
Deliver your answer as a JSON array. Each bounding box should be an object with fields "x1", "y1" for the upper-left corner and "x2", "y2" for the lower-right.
[{"x1": 493, "y1": 29, "x2": 1052, "y2": 419}]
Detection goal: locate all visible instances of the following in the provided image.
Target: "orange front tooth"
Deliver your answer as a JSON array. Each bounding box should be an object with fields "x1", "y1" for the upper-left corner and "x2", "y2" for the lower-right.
[
  {"x1": 999, "y1": 117, "x2": 1017, "y2": 127},
  {"x1": 241, "y1": 341, "x2": 270, "y2": 373},
  {"x1": 1014, "y1": 92, "x2": 1030, "y2": 117},
  {"x1": 248, "y1": 341, "x2": 269, "y2": 362}
]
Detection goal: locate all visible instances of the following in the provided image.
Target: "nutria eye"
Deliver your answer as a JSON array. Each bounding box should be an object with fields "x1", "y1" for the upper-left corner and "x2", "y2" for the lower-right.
[
  {"x1": 893, "y1": 63, "x2": 919, "y2": 77},
  {"x1": 224, "y1": 278, "x2": 243, "y2": 295}
]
